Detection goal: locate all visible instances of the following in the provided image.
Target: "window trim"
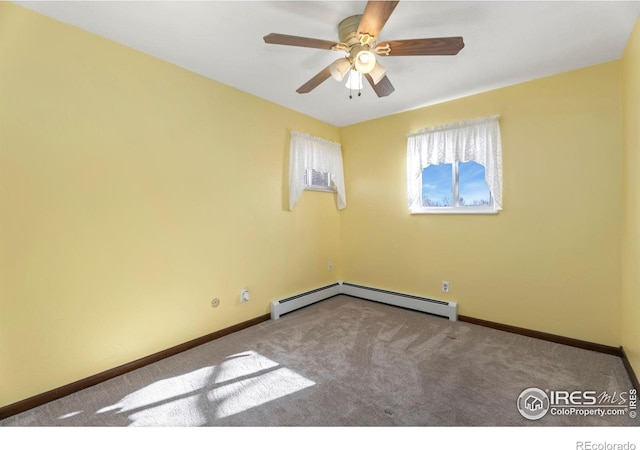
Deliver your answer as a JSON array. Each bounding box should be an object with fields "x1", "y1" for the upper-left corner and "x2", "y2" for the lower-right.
[{"x1": 411, "y1": 207, "x2": 498, "y2": 215}]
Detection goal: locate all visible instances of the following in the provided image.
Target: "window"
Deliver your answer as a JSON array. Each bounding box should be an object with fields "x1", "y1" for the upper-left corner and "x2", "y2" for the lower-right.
[
  {"x1": 289, "y1": 131, "x2": 346, "y2": 210},
  {"x1": 421, "y1": 161, "x2": 493, "y2": 212},
  {"x1": 407, "y1": 115, "x2": 502, "y2": 214}
]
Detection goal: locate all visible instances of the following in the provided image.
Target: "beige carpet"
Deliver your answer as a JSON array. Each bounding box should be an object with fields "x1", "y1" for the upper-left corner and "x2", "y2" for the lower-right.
[{"x1": 1, "y1": 295, "x2": 636, "y2": 426}]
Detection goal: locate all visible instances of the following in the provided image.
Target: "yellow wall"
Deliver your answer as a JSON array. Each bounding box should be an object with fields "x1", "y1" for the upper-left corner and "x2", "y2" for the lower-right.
[
  {"x1": 0, "y1": 3, "x2": 340, "y2": 407},
  {"x1": 1, "y1": 2, "x2": 635, "y2": 410},
  {"x1": 622, "y1": 19, "x2": 640, "y2": 378},
  {"x1": 340, "y1": 61, "x2": 622, "y2": 346}
]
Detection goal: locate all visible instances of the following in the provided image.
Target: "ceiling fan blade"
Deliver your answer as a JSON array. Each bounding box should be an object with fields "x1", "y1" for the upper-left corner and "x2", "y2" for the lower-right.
[
  {"x1": 364, "y1": 73, "x2": 395, "y2": 97},
  {"x1": 357, "y1": 1, "x2": 399, "y2": 41},
  {"x1": 296, "y1": 64, "x2": 333, "y2": 94},
  {"x1": 377, "y1": 37, "x2": 465, "y2": 56},
  {"x1": 263, "y1": 33, "x2": 339, "y2": 50}
]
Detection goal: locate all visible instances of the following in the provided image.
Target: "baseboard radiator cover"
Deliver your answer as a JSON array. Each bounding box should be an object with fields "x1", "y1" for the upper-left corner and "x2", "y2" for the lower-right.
[
  {"x1": 271, "y1": 281, "x2": 457, "y2": 321},
  {"x1": 270, "y1": 282, "x2": 342, "y2": 319},
  {"x1": 341, "y1": 282, "x2": 458, "y2": 321}
]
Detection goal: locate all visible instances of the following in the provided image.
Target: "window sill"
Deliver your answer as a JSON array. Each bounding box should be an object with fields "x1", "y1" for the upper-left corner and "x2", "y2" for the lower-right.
[
  {"x1": 304, "y1": 186, "x2": 336, "y2": 193},
  {"x1": 410, "y1": 207, "x2": 499, "y2": 215}
]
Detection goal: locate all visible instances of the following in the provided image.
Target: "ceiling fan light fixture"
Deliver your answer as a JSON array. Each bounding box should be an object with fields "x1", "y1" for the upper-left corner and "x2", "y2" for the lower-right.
[
  {"x1": 368, "y1": 61, "x2": 387, "y2": 85},
  {"x1": 329, "y1": 58, "x2": 352, "y2": 82},
  {"x1": 354, "y1": 48, "x2": 376, "y2": 74},
  {"x1": 345, "y1": 70, "x2": 363, "y2": 90}
]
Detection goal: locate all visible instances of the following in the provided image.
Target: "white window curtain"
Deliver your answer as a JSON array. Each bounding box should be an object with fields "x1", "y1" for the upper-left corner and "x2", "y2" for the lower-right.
[
  {"x1": 289, "y1": 131, "x2": 347, "y2": 210},
  {"x1": 406, "y1": 115, "x2": 503, "y2": 211}
]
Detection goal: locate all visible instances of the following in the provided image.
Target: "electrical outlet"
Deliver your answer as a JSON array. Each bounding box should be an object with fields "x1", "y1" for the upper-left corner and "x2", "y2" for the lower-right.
[
  {"x1": 211, "y1": 298, "x2": 220, "y2": 308},
  {"x1": 240, "y1": 289, "x2": 250, "y2": 303},
  {"x1": 328, "y1": 261, "x2": 333, "y2": 272},
  {"x1": 442, "y1": 281, "x2": 450, "y2": 293}
]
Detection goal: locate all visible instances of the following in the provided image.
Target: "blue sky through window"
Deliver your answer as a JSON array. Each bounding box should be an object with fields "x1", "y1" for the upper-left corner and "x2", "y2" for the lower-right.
[
  {"x1": 422, "y1": 163, "x2": 452, "y2": 207},
  {"x1": 458, "y1": 161, "x2": 491, "y2": 206},
  {"x1": 422, "y1": 161, "x2": 491, "y2": 207}
]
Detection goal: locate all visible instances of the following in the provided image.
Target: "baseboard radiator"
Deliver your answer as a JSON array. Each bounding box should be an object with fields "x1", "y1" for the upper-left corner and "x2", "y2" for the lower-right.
[
  {"x1": 270, "y1": 282, "x2": 342, "y2": 320},
  {"x1": 341, "y1": 282, "x2": 457, "y2": 321},
  {"x1": 270, "y1": 281, "x2": 457, "y2": 321}
]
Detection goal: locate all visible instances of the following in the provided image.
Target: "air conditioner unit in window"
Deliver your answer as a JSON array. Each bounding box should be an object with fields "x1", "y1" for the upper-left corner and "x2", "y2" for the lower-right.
[{"x1": 304, "y1": 169, "x2": 334, "y2": 192}]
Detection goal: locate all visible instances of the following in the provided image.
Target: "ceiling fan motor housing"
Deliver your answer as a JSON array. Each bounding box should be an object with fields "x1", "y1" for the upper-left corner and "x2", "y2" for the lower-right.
[
  {"x1": 338, "y1": 15, "x2": 377, "y2": 73},
  {"x1": 338, "y1": 15, "x2": 364, "y2": 48}
]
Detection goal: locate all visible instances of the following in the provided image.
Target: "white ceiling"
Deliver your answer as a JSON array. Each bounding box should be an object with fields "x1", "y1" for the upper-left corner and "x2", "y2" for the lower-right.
[{"x1": 16, "y1": 1, "x2": 640, "y2": 127}]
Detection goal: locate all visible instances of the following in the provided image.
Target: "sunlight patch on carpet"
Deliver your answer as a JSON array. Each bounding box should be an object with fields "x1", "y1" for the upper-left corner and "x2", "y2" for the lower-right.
[
  {"x1": 57, "y1": 411, "x2": 84, "y2": 419},
  {"x1": 209, "y1": 366, "x2": 315, "y2": 419},
  {"x1": 92, "y1": 351, "x2": 314, "y2": 425}
]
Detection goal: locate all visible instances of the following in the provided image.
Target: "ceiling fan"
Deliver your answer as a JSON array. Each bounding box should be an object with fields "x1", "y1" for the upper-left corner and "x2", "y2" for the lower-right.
[{"x1": 263, "y1": 1, "x2": 464, "y2": 98}]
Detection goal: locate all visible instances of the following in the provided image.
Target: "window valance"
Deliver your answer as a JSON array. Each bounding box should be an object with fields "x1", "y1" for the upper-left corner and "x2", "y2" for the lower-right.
[
  {"x1": 406, "y1": 115, "x2": 502, "y2": 211},
  {"x1": 289, "y1": 131, "x2": 346, "y2": 210}
]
